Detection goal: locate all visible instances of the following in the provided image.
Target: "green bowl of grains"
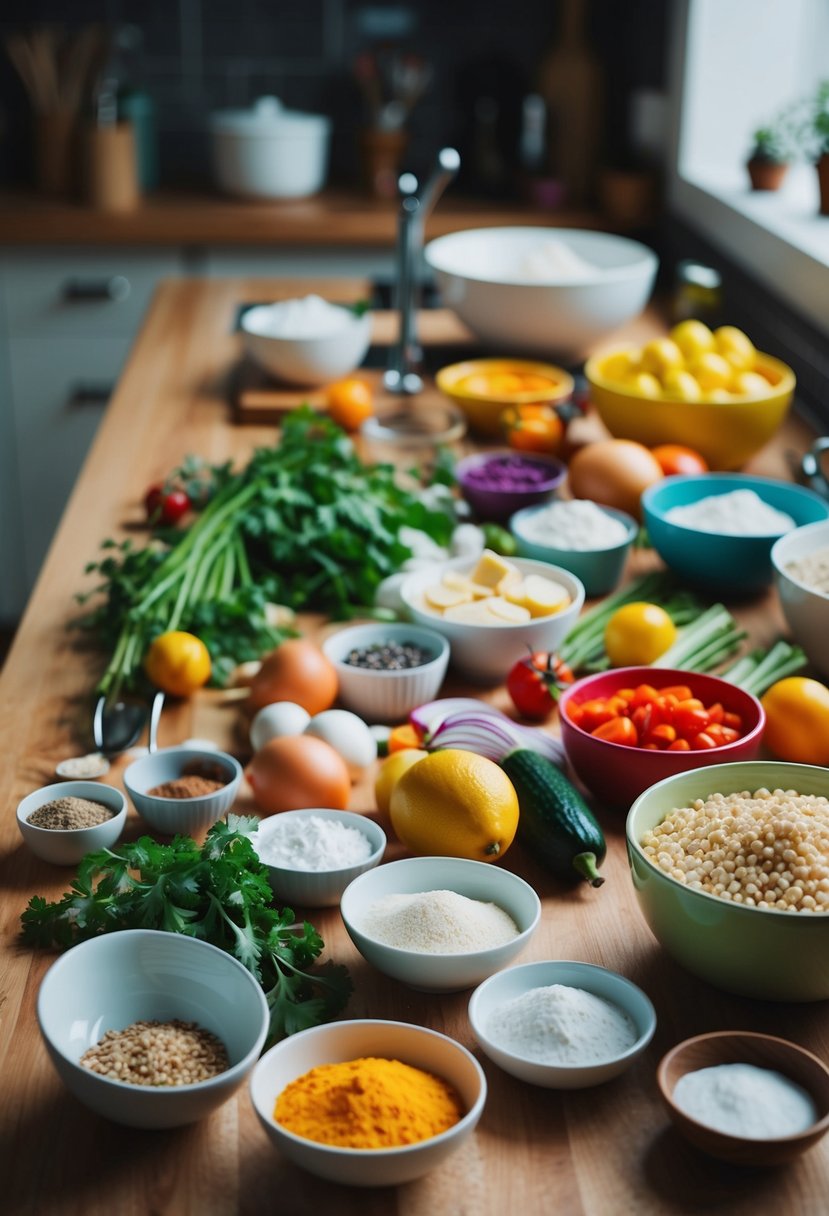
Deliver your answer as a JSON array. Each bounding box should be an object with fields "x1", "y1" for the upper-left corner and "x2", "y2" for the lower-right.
[
  {"x1": 626, "y1": 761, "x2": 829, "y2": 1001},
  {"x1": 17, "y1": 780, "x2": 127, "y2": 865}
]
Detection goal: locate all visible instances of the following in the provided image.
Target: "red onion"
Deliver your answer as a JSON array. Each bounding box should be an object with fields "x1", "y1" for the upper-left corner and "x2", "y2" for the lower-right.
[{"x1": 421, "y1": 706, "x2": 566, "y2": 767}]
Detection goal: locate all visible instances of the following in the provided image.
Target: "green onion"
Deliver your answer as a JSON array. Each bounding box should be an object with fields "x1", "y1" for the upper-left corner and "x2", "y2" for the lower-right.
[{"x1": 720, "y1": 640, "x2": 807, "y2": 697}]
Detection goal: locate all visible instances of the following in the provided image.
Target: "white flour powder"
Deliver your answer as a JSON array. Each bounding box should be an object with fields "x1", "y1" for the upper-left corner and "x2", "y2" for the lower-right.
[
  {"x1": 673, "y1": 1063, "x2": 818, "y2": 1138},
  {"x1": 254, "y1": 815, "x2": 373, "y2": 871},
  {"x1": 485, "y1": 983, "x2": 637, "y2": 1064},
  {"x1": 665, "y1": 489, "x2": 796, "y2": 536},
  {"x1": 518, "y1": 499, "x2": 630, "y2": 550},
  {"x1": 360, "y1": 889, "x2": 519, "y2": 953}
]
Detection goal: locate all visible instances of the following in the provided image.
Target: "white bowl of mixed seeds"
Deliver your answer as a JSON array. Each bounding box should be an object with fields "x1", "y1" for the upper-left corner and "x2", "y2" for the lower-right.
[
  {"x1": 37, "y1": 929, "x2": 270, "y2": 1128},
  {"x1": 17, "y1": 780, "x2": 127, "y2": 865},
  {"x1": 321, "y1": 622, "x2": 450, "y2": 723}
]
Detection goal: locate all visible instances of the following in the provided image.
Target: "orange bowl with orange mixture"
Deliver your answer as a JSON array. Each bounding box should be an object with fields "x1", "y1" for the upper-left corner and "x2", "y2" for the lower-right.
[{"x1": 436, "y1": 357, "x2": 574, "y2": 437}]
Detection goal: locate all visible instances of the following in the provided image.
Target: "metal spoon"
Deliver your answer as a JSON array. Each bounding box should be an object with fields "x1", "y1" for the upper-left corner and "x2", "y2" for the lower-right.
[{"x1": 92, "y1": 689, "x2": 165, "y2": 757}]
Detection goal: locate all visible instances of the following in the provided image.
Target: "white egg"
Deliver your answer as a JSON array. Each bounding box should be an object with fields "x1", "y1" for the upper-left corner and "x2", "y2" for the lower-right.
[
  {"x1": 250, "y1": 701, "x2": 311, "y2": 752},
  {"x1": 304, "y1": 709, "x2": 378, "y2": 779}
]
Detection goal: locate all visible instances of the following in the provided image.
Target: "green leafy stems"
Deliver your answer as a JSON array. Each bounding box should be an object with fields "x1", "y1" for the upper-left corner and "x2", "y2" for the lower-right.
[{"x1": 20, "y1": 815, "x2": 353, "y2": 1045}]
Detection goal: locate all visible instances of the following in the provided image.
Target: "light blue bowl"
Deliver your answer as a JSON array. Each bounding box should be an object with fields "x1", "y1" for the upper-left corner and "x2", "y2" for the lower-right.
[
  {"x1": 509, "y1": 503, "x2": 638, "y2": 597},
  {"x1": 642, "y1": 473, "x2": 829, "y2": 596}
]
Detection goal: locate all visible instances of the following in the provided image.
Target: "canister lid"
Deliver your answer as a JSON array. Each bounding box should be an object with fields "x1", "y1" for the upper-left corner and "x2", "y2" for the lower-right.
[{"x1": 210, "y1": 96, "x2": 331, "y2": 137}]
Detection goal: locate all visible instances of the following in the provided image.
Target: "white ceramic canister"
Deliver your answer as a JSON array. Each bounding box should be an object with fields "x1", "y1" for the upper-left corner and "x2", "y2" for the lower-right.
[{"x1": 209, "y1": 96, "x2": 332, "y2": 199}]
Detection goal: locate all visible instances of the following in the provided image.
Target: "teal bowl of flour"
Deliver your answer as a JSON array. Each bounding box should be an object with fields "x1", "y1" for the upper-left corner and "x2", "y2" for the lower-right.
[
  {"x1": 642, "y1": 473, "x2": 829, "y2": 596},
  {"x1": 509, "y1": 502, "x2": 638, "y2": 597}
]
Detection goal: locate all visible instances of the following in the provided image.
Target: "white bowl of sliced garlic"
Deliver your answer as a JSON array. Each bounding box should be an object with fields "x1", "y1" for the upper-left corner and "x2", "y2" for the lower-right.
[{"x1": 400, "y1": 550, "x2": 585, "y2": 683}]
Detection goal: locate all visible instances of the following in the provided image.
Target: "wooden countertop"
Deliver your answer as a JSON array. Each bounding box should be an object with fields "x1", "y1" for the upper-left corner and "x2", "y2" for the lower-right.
[
  {"x1": 0, "y1": 280, "x2": 826, "y2": 1216},
  {"x1": 0, "y1": 189, "x2": 601, "y2": 247}
]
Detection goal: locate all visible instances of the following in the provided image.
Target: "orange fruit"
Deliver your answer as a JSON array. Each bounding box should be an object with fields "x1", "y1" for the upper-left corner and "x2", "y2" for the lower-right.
[
  {"x1": 374, "y1": 748, "x2": 429, "y2": 816},
  {"x1": 144, "y1": 630, "x2": 211, "y2": 697},
  {"x1": 651, "y1": 444, "x2": 709, "y2": 476},
  {"x1": 325, "y1": 378, "x2": 374, "y2": 431},
  {"x1": 389, "y1": 748, "x2": 519, "y2": 862}
]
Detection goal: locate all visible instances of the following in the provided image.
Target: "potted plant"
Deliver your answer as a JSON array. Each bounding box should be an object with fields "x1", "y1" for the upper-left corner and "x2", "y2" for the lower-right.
[
  {"x1": 746, "y1": 125, "x2": 790, "y2": 191},
  {"x1": 814, "y1": 80, "x2": 829, "y2": 215}
]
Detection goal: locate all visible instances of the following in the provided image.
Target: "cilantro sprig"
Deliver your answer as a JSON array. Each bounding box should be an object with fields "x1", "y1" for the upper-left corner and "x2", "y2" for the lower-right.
[{"x1": 20, "y1": 815, "x2": 352, "y2": 1045}]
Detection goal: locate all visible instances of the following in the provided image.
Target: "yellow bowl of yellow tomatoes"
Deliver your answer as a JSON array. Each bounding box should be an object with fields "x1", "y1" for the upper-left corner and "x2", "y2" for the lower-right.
[
  {"x1": 435, "y1": 357, "x2": 574, "y2": 439},
  {"x1": 584, "y1": 321, "x2": 795, "y2": 471}
]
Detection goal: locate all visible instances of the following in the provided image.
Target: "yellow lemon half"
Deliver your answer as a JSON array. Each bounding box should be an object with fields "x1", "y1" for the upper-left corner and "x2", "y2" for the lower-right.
[
  {"x1": 389, "y1": 748, "x2": 519, "y2": 862},
  {"x1": 374, "y1": 748, "x2": 428, "y2": 816}
]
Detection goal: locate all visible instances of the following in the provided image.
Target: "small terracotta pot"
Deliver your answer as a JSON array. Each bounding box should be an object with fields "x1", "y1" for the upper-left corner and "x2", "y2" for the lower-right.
[
  {"x1": 746, "y1": 157, "x2": 788, "y2": 191},
  {"x1": 817, "y1": 153, "x2": 829, "y2": 216}
]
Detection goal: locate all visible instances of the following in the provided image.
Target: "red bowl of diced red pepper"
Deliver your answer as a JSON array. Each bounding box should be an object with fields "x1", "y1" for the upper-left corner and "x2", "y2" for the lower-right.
[{"x1": 558, "y1": 668, "x2": 765, "y2": 809}]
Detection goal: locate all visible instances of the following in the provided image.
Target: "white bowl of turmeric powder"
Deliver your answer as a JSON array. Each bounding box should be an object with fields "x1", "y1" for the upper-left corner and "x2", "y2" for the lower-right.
[{"x1": 249, "y1": 1018, "x2": 487, "y2": 1186}]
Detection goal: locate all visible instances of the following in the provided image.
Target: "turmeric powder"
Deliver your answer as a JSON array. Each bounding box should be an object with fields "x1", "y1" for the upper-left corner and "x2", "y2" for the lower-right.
[{"x1": 273, "y1": 1056, "x2": 464, "y2": 1148}]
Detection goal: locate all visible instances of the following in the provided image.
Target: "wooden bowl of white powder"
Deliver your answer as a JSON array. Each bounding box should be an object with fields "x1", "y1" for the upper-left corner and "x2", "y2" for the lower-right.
[
  {"x1": 468, "y1": 960, "x2": 656, "y2": 1088},
  {"x1": 340, "y1": 856, "x2": 541, "y2": 993}
]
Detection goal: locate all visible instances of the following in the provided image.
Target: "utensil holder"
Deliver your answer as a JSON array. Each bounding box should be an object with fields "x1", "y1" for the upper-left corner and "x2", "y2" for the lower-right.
[
  {"x1": 359, "y1": 128, "x2": 409, "y2": 199},
  {"x1": 84, "y1": 122, "x2": 140, "y2": 212},
  {"x1": 34, "y1": 111, "x2": 77, "y2": 196}
]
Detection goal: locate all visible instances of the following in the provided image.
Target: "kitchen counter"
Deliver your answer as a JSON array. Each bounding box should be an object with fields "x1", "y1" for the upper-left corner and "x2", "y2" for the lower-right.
[
  {"x1": 0, "y1": 278, "x2": 826, "y2": 1216},
  {"x1": 0, "y1": 189, "x2": 601, "y2": 247}
]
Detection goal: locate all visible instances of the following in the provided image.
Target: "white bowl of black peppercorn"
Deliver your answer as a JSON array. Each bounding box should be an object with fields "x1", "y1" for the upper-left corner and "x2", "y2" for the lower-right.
[
  {"x1": 321, "y1": 622, "x2": 450, "y2": 724},
  {"x1": 17, "y1": 780, "x2": 127, "y2": 865}
]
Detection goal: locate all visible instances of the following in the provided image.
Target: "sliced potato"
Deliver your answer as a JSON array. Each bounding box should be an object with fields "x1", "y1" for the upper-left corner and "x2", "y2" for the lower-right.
[
  {"x1": 487, "y1": 597, "x2": 532, "y2": 623},
  {"x1": 425, "y1": 585, "x2": 473, "y2": 610}
]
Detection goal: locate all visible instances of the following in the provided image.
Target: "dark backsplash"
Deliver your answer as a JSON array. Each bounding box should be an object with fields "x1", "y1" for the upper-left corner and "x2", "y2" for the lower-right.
[{"x1": 0, "y1": 0, "x2": 668, "y2": 194}]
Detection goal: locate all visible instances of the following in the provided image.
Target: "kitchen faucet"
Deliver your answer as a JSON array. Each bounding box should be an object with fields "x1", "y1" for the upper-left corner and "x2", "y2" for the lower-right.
[{"x1": 384, "y1": 147, "x2": 460, "y2": 395}]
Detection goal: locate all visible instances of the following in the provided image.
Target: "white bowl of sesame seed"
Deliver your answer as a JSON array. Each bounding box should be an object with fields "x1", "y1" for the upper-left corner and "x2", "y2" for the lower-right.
[
  {"x1": 37, "y1": 929, "x2": 270, "y2": 1128},
  {"x1": 627, "y1": 760, "x2": 829, "y2": 1001},
  {"x1": 17, "y1": 780, "x2": 127, "y2": 865}
]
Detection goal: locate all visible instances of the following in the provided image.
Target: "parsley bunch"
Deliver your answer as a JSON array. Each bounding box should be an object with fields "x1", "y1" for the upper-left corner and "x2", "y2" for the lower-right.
[
  {"x1": 20, "y1": 816, "x2": 352, "y2": 1045},
  {"x1": 79, "y1": 407, "x2": 454, "y2": 697}
]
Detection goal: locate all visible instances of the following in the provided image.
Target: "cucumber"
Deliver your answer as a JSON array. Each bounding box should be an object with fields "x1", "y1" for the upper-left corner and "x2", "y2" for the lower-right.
[{"x1": 501, "y1": 748, "x2": 606, "y2": 887}]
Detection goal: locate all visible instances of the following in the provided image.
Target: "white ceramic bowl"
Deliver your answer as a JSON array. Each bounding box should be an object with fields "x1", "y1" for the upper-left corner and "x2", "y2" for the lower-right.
[
  {"x1": 321, "y1": 622, "x2": 450, "y2": 723},
  {"x1": 249, "y1": 1018, "x2": 486, "y2": 1186},
  {"x1": 771, "y1": 520, "x2": 829, "y2": 677},
  {"x1": 251, "y1": 809, "x2": 387, "y2": 908},
  {"x1": 240, "y1": 302, "x2": 372, "y2": 387},
  {"x1": 123, "y1": 746, "x2": 243, "y2": 835},
  {"x1": 340, "y1": 856, "x2": 541, "y2": 992},
  {"x1": 37, "y1": 930, "x2": 270, "y2": 1128},
  {"x1": 17, "y1": 780, "x2": 127, "y2": 865},
  {"x1": 210, "y1": 97, "x2": 331, "y2": 199},
  {"x1": 400, "y1": 556, "x2": 585, "y2": 683},
  {"x1": 424, "y1": 227, "x2": 658, "y2": 358},
  {"x1": 468, "y1": 960, "x2": 656, "y2": 1089}
]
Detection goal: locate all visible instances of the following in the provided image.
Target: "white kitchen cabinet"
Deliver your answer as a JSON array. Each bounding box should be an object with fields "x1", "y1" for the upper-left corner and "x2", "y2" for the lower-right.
[{"x1": 0, "y1": 249, "x2": 182, "y2": 621}]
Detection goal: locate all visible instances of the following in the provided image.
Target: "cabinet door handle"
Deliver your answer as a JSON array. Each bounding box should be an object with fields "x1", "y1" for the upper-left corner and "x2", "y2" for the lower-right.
[
  {"x1": 62, "y1": 275, "x2": 132, "y2": 303},
  {"x1": 67, "y1": 384, "x2": 113, "y2": 407}
]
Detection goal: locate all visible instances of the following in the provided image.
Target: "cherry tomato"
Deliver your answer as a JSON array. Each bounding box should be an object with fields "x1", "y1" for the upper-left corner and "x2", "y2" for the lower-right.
[
  {"x1": 507, "y1": 651, "x2": 574, "y2": 720},
  {"x1": 651, "y1": 444, "x2": 710, "y2": 477},
  {"x1": 144, "y1": 484, "x2": 191, "y2": 526},
  {"x1": 325, "y1": 378, "x2": 374, "y2": 431},
  {"x1": 592, "y1": 717, "x2": 638, "y2": 746}
]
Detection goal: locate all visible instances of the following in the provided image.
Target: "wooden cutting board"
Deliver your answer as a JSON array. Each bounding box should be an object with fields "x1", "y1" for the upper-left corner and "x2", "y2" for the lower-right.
[{"x1": 232, "y1": 308, "x2": 475, "y2": 424}]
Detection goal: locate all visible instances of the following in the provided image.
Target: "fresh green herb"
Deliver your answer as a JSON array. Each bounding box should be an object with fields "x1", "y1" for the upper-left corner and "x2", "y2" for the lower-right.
[
  {"x1": 656, "y1": 603, "x2": 746, "y2": 673},
  {"x1": 720, "y1": 639, "x2": 807, "y2": 697},
  {"x1": 20, "y1": 815, "x2": 352, "y2": 1046},
  {"x1": 78, "y1": 408, "x2": 454, "y2": 696}
]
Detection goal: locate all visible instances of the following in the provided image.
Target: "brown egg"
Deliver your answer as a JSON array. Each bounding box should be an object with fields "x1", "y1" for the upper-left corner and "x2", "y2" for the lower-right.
[
  {"x1": 248, "y1": 639, "x2": 338, "y2": 716},
  {"x1": 568, "y1": 439, "x2": 663, "y2": 520}
]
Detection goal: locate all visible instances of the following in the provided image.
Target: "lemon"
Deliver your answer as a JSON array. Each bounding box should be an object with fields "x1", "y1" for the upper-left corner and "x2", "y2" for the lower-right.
[
  {"x1": 731, "y1": 370, "x2": 770, "y2": 397},
  {"x1": 703, "y1": 388, "x2": 736, "y2": 403},
  {"x1": 626, "y1": 371, "x2": 662, "y2": 398},
  {"x1": 662, "y1": 368, "x2": 703, "y2": 401},
  {"x1": 690, "y1": 351, "x2": 733, "y2": 391},
  {"x1": 374, "y1": 749, "x2": 429, "y2": 816},
  {"x1": 669, "y1": 319, "x2": 715, "y2": 362},
  {"x1": 714, "y1": 326, "x2": 756, "y2": 371},
  {"x1": 640, "y1": 337, "x2": 685, "y2": 378},
  {"x1": 389, "y1": 749, "x2": 519, "y2": 862},
  {"x1": 601, "y1": 349, "x2": 639, "y2": 384},
  {"x1": 604, "y1": 602, "x2": 677, "y2": 666},
  {"x1": 144, "y1": 630, "x2": 211, "y2": 697}
]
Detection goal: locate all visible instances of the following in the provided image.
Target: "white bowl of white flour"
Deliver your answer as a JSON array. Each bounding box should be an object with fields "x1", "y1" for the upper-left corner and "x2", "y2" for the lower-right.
[{"x1": 468, "y1": 959, "x2": 656, "y2": 1088}]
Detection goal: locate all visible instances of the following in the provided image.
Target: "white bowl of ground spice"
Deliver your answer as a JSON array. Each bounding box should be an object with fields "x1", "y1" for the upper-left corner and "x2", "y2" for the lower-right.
[
  {"x1": 17, "y1": 780, "x2": 127, "y2": 865},
  {"x1": 37, "y1": 929, "x2": 269, "y2": 1128},
  {"x1": 249, "y1": 1018, "x2": 486, "y2": 1186},
  {"x1": 123, "y1": 746, "x2": 243, "y2": 835}
]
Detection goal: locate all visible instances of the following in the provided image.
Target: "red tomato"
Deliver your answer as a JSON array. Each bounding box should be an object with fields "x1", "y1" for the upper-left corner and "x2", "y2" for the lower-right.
[
  {"x1": 506, "y1": 651, "x2": 574, "y2": 720},
  {"x1": 144, "y1": 484, "x2": 191, "y2": 525},
  {"x1": 651, "y1": 444, "x2": 710, "y2": 477}
]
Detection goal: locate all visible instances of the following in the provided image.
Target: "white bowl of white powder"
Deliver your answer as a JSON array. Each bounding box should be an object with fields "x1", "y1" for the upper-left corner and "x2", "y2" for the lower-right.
[
  {"x1": 240, "y1": 295, "x2": 372, "y2": 386},
  {"x1": 340, "y1": 856, "x2": 541, "y2": 992},
  {"x1": 251, "y1": 809, "x2": 386, "y2": 908},
  {"x1": 468, "y1": 960, "x2": 656, "y2": 1088}
]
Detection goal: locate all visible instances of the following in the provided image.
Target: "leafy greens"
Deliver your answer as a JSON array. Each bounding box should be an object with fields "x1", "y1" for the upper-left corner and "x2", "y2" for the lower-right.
[{"x1": 20, "y1": 815, "x2": 353, "y2": 1045}]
